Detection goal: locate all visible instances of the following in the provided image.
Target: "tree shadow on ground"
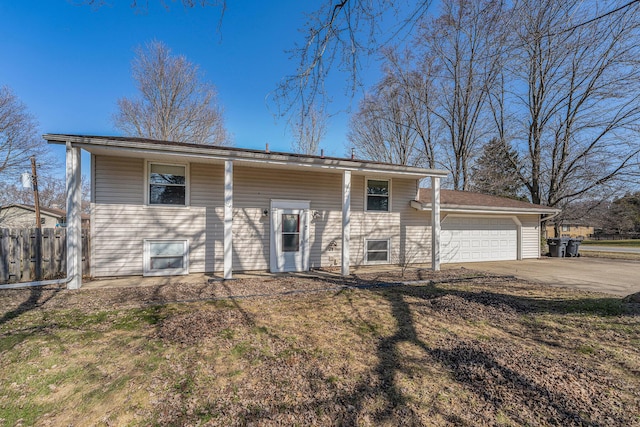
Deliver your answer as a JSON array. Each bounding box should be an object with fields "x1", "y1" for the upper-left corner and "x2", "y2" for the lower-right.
[
  {"x1": 237, "y1": 279, "x2": 637, "y2": 426},
  {"x1": 0, "y1": 285, "x2": 62, "y2": 327}
]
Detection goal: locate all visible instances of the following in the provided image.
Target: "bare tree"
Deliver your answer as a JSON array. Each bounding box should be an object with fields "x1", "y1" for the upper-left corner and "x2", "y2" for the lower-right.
[
  {"x1": 0, "y1": 86, "x2": 48, "y2": 182},
  {"x1": 348, "y1": 64, "x2": 429, "y2": 166},
  {"x1": 0, "y1": 174, "x2": 91, "y2": 213},
  {"x1": 382, "y1": 48, "x2": 440, "y2": 168},
  {"x1": 291, "y1": 103, "x2": 327, "y2": 155},
  {"x1": 272, "y1": 0, "x2": 433, "y2": 120},
  {"x1": 417, "y1": 0, "x2": 506, "y2": 190},
  {"x1": 0, "y1": 174, "x2": 64, "y2": 207},
  {"x1": 114, "y1": 40, "x2": 231, "y2": 145},
  {"x1": 507, "y1": 0, "x2": 640, "y2": 207}
]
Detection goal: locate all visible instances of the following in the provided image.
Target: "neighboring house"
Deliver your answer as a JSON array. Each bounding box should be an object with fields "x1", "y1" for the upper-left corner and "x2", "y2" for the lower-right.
[
  {"x1": 0, "y1": 203, "x2": 90, "y2": 228},
  {"x1": 545, "y1": 223, "x2": 594, "y2": 239},
  {"x1": 44, "y1": 134, "x2": 559, "y2": 289}
]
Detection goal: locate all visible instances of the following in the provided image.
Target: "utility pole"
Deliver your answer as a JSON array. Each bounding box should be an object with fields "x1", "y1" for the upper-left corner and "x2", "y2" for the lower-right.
[{"x1": 30, "y1": 156, "x2": 41, "y2": 230}]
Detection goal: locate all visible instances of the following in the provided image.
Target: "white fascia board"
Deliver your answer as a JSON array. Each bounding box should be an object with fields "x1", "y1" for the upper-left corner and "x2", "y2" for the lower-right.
[
  {"x1": 411, "y1": 200, "x2": 560, "y2": 215},
  {"x1": 44, "y1": 134, "x2": 449, "y2": 179}
]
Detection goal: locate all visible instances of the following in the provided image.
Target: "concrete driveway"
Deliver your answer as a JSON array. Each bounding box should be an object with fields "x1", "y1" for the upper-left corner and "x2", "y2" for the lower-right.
[{"x1": 448, "y1": 257, "x2": 640, "y2": 296}]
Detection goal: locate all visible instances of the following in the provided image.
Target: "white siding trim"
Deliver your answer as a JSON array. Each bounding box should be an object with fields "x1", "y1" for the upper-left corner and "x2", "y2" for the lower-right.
[
  {"x1": 342, "y1": 171, "x2": 351, "y2": 276},
  {"x1": 224, "y1": 160, "x2": 233, "y2": 279},
  {"x1": 65, "y1": 142, "x2": 82, "y2": 289},
  {"x1": 512, "y1": 216, "x2": 523, "y2": 260},
  {"x1": 90, "y1": 153, "x2": 96, "y2": 278},
  {"x1": 431, "y1": 176, "x2": 440, "y2": 271}
]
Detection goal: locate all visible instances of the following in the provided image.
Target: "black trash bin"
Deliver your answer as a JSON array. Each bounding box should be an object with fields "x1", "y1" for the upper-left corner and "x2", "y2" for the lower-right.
[
  {"x1": 547, "y1": 238, "x2": 567, "y2": 257},
  {"x1": 566, "y1": 238, "x2": 582, "y2": 257}
]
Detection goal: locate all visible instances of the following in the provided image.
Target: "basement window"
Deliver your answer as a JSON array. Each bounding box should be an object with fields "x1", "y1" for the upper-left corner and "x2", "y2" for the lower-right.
[
  {"x1": 365, "y1": 239, "x2": 390, "y2": 264},
  {"x1": 144, "y1": 239, "x2": 189, "y2": 276}
]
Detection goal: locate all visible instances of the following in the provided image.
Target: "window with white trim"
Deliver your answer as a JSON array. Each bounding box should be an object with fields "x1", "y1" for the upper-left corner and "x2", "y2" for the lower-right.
[
  {"x1": 366, "y1": 179, "x2": 390, "y2": 212},
  {"x1": 144, "y1": 239, "x2": 189, "y2": 276},
  {"x1": 365, "y1": 239, "x2": 390, "y2": 264},
  {"x1": 148, "y1": 163, "x2": 187, "y2": 206}
]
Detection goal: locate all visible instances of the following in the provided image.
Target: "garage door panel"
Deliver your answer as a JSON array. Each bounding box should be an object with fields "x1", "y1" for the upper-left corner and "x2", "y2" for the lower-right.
[{"x1": 442, "y1": 217, "x2": 517, "y2": 263}]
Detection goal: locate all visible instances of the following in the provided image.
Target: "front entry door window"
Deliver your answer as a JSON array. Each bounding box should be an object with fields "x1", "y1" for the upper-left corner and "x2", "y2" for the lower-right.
[{"x1": 282, "y1": 214, "x2": 300, "y2": 252}]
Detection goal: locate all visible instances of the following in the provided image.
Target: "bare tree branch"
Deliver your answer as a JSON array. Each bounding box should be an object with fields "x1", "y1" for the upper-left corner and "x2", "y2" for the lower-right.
[
  {"x1": 508, "y1": 0, "x2": 640, "y2": 206},
  {"x1": 291, "y1": 103, "x2": 327, "y2": 155},
  {"x1": 0, "y1": 86, "x2": 50, "y2": 183},
  {"x1": 114, "y1": 40, "x2": 231, "y2": 145},
  {"x1": 272, "y1": 0, "x2": 432, "y2": 122}
]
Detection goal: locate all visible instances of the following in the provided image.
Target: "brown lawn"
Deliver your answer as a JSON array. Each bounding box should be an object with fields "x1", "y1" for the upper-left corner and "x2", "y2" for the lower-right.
[{"x1": 0, "y1": 268, "x2": 638, "y2": 426}]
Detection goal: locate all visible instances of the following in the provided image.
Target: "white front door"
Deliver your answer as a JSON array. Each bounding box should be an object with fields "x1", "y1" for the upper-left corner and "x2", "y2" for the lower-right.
[{"x1": 270, "y1": 200, "x2": 310, "y2": 272}]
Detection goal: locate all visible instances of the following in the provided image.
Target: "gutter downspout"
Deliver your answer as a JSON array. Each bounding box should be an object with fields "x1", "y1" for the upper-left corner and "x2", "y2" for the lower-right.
[
  {"x1": 541, "y1": 211, "x2": 561, "y2": 223},
  {"x1": 0, "y1": 276, "x2": 72, "y2": 290}
]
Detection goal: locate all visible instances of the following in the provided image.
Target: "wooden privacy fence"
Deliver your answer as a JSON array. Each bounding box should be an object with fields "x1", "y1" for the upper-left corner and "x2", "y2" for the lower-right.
[{"x1": 0, "y1": 228, "x2": 90, "y2": 284}]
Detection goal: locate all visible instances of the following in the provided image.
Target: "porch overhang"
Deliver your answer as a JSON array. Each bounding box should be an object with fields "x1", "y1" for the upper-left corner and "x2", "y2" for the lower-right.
[{"x1": 44, "y1": 134, "x2": 449, "y2": 179}]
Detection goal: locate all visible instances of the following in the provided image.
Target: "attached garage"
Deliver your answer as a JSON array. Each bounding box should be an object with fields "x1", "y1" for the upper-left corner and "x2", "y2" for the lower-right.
[
  {"x1": 441, "y1": 216, "x2": 518, "y2": 263},
  {"x1": 412, "y1": 189, "x2": 560, "y2": 264}
]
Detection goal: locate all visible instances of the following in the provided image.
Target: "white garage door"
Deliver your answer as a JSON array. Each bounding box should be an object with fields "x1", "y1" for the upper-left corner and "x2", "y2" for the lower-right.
[{"x1": 441, "y1": 216, "x2": 517, "y2": 263}]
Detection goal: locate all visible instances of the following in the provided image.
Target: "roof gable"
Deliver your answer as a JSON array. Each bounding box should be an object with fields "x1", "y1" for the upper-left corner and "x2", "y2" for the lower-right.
[{"x1": 0, "y1": 204, "x2": 89, "y2": 220}]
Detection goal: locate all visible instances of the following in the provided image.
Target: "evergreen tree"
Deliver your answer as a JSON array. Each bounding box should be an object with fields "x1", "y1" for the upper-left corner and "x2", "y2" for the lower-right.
[{"x1": 470, "y1": 138, "x2": 525, "y2": 200}]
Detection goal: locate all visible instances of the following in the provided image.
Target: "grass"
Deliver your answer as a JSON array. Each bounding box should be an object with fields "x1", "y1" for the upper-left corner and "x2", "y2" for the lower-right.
[
  {"x1": 580, "y1": 250, "x2": 640, "y2": 260},
  {"x1": 0, "y1": 279, "x2": 638, "y2": 426},
  {"x1": 582, "y1": 239, "x2": 640, "y2": 247}
]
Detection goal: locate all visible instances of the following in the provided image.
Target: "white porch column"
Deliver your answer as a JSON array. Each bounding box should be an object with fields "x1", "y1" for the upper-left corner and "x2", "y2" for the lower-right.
[
  {"x1": 65, "y1": 142, "x2": 82, "y2": 289},
  {"x1": 341, "y1": 170, "x2": 351, "y2": 276},
  {"x1": 224, "y1": 160, "x2": 233, "y2": 279},
  {"x1": 431, "y1": 176, "x2": 441, "y2": 271}
]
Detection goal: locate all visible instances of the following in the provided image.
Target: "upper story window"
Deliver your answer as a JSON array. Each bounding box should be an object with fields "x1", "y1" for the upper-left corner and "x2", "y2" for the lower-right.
[
  {"x1": 366, "y1": 179, "x2": 390, "y2": 212},
  {"x1": 148, "y1": 163, "x2": 187, "y2": 206},
  {"x1": 561, "y1": 225, "x2": 570, "y2": 232}
]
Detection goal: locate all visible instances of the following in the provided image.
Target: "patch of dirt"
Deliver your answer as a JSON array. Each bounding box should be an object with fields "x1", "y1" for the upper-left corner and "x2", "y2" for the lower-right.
[
  {"x1": 422, "y1": 293, "x2": 519, "y2": 323},
  {"x1": 623, "y1": 292, "x2": 640, "y2": 303},
  {"x1": 156, "y1": 309, "x2": 249, "y2": 345},
  {"x1": 429, "y1": 336, "x2": 632, "y2": 426}
]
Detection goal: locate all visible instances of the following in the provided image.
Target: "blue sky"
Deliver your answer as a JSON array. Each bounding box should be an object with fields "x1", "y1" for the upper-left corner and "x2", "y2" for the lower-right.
[{"x1": 0, "y1": 0, "x2": 391, "y2": 179}]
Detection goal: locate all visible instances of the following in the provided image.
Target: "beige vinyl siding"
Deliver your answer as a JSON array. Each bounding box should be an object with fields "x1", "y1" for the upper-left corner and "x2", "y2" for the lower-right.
[
  {"x1": 0, "y1": 207, "x2": 62, "y2": 228},
  {"x1": 92, "y1": 156, "x2": 223, "y2": 277},
  {"x1": 232, "y1": 166, "x2": 343, "y2": 270},
  {"x1": 350, "y1": 175, "x2": 431, "y2": 266},
  {"x1": 520, "y1": 214, "x2": 541, "y2": 259},
  {"x1": 93, "y1": 155, "x2": 430, "y2": 276}
]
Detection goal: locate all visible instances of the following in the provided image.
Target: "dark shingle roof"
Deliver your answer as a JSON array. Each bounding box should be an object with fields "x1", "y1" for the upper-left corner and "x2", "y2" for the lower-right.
[{"x1": 417, "y1": 188, "x2": 557, "y2": 212}]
